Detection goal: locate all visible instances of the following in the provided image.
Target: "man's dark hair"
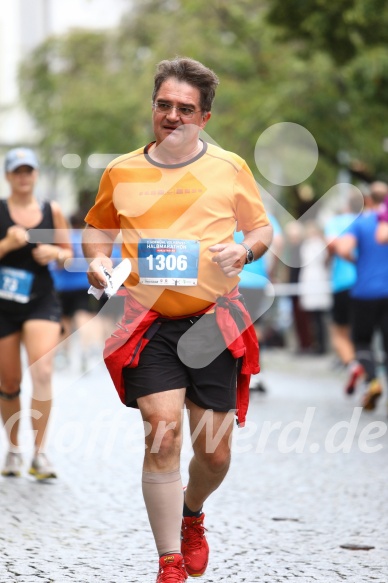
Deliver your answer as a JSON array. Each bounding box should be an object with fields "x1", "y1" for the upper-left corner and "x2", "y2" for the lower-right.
[{"x1": 152, "y1": 57, "x2": 219, "y2": 113}]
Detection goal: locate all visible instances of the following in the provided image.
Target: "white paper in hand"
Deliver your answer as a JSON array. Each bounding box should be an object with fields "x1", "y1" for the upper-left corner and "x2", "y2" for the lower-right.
[{"x1": 88, "y1": 258, "x2": 131, "y2": 300}]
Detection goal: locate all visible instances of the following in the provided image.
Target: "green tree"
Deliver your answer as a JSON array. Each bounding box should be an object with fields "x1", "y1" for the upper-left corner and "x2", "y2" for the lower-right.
[
  {"x1": 19, "y1": 29, "x2": 154, "y2": 196},
  {"x1": 266, "y1": 0, "x2": 388, "y2": 178},
  {"x1": 19, "y1": 0, "x2": 388, "y2": 211},
  {"x1": 266, "y1": 0, "x2": 388, "y2": 66}
]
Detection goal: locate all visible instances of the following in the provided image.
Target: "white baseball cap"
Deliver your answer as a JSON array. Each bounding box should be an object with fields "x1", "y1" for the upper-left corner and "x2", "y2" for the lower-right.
[{"x1": 5, "y1": 148, "x2": 39, "y2": 173}]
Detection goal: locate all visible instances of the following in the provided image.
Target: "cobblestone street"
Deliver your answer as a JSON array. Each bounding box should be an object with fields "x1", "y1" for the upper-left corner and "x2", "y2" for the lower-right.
[{"x1": 1, "y1": 349, "x2": 387, "y2": 582}]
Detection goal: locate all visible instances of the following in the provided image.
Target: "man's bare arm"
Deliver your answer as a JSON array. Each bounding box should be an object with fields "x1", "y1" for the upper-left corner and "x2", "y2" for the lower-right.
[
  {"x1": 242, "y1": 223, "x2": 274, "y2": 261},
  {"x1": 210, "y1": 223, "x2": 273, "y2": 278},
  {"x1": 333, "y1": 233, "x2": 357, "y2": 262},
  {"x1": 376, "y1": 222, "x2": 388, "y2": 244},
  {"x1": 82, "y1": 224, "x2": 119, "y2": 288}
]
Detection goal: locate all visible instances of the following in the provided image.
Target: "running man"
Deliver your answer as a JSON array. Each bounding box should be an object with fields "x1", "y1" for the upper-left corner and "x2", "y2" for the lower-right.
[
  {"x1": 83, "y1": 57, "x2": 272, "y2": 582},
  {"x1": 335, "y1": 181, "x2": 388, "y2": 410}
]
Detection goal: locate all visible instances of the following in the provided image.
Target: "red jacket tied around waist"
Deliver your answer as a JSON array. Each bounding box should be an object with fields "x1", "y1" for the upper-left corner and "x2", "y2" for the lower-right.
[{"x1": 103, "y1": 287, "x2": 259, "y2": 426}]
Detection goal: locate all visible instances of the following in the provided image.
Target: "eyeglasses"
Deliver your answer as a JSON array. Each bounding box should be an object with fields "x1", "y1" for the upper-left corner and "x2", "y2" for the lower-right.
[{"x1": 153, "y1": 101, "x2": 201, "y2": 119}]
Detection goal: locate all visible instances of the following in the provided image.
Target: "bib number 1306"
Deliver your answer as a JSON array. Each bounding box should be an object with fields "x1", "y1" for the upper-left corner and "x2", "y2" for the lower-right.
[
  {"x1": 146, "y1": 254, "x2": 188, "y2": 272},
  {"x1": 138, "y1": 238, "x2": 199, "y2": 286}
]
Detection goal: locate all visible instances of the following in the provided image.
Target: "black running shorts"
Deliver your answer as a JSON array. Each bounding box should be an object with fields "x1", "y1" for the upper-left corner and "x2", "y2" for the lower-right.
[
  {"x1": 58, "y1": 289, "x2": 99, "y2": 318},
  {"x1": 0, "y1": 290, "x2": 62, "y2": 338},
  {"x1": 122, "y1": 313, "x2": 239, "y2": 412},
  {"x1": 331, "y1": 289, "x2": 352, "y2": 326}
]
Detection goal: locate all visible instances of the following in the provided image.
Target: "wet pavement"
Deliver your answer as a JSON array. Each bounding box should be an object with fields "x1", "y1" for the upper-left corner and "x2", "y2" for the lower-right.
[{"x1": 1, "y1": 348, "x2": 387, "y2": 582}]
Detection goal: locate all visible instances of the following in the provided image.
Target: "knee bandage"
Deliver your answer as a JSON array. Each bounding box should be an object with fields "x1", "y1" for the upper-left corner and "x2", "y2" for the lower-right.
[{"x1": 0, "y1": 388, "x2": 21, "y2": 401}]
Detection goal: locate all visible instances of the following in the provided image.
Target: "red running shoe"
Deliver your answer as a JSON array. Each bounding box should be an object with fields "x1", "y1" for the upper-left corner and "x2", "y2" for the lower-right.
[
  {"x1": 156, "y1": 554, "x2": 187, "y2": 583},
  {"x1": 345, "y1": 363, "x2": 365, "y2": 395},
  {"x1": 181, "y1": 513, "x2": 209, "y2": 577},
  {"x1": 362, "y1": 379, "x2": 383, "y2": 411}
]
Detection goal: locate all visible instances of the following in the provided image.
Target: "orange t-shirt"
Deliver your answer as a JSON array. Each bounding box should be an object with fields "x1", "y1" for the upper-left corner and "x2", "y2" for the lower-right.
[{"x1": 85, "y1": 141, "x2": 269, "y2": 317}]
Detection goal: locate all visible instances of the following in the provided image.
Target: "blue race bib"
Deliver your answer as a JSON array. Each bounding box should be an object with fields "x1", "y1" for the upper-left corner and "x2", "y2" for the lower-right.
[
  {"x1": 138, "y1": 238, "x2": 199, "y2": 286},
  {"x1": 0, "y1": 267, "x2": 34, "y2": 303}
]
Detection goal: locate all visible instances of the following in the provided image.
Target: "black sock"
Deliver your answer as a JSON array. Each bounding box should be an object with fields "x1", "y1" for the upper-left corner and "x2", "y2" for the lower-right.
[{"x1": 183, "y1": 501, "x2": 203, "y2": 518}]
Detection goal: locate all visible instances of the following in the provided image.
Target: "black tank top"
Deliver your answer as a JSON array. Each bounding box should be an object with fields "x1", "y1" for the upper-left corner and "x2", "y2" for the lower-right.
[{"x1": 0, "y1": 199, "x2": 55, "y2": 299}]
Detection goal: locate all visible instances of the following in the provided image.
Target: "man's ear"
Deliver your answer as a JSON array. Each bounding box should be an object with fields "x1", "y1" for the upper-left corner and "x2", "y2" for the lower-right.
[{"x1": 200, "y1": 111, "x2": 212, "y2": 129}]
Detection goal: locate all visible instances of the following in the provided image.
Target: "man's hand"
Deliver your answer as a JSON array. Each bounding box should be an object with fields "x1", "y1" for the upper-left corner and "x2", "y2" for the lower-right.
[
  {"x1": 209, "y1": 243, "x2": 246, "y2": 277},
  {"x1": 87, "y1": 255, "x2": 113, "y2": 289},
  {"x1": 82, "y1": 225, "x2": 117, "y2": 287}
]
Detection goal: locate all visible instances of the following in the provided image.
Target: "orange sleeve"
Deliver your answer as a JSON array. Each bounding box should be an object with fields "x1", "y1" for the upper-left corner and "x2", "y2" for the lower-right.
[
  {"x1": 234, "y1": 162, "x2": 269, "y2": 232},
  {"x1": 84, "y1": 168, "x2": 120, "y2": 231}
]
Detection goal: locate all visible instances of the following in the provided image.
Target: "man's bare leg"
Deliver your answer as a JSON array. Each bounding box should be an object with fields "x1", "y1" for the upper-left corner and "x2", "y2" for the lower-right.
[
  {"x1": 184, "y1": 400, "x2": 235, "y2": 513},
  {"x1": 138, "y1": 388, "x2": 186, "y2": 556}
]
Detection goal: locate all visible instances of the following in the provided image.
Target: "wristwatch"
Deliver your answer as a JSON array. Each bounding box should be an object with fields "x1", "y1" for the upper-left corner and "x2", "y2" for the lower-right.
[{"x1": 240, "y1": 242, "x2": 254, "y2": 264}]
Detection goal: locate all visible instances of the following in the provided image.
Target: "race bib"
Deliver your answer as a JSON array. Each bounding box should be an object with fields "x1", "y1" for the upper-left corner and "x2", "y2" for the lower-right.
[
  {"x1": 138, "y1": 238, "x2": 199, "y2": 286},
  {"x1": 0, "y1": 267, "x2": 34, "y2": 303}
]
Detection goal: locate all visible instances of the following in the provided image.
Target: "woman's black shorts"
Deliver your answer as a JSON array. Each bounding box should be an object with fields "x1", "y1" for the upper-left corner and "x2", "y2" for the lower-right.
[{"x1": 0, "y1": 290, "x2": 62, "y2": 339}]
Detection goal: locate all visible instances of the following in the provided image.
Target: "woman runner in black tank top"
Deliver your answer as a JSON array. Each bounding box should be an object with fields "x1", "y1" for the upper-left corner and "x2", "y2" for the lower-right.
[{"x1": 0, "y1": 147, "x2": 72, "y2": 480}]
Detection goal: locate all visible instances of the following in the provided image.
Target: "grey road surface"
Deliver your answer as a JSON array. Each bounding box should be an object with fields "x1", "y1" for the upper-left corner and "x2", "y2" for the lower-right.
[{"x1": 1, "y1": 349, "x2": 387, "y2": 582}]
